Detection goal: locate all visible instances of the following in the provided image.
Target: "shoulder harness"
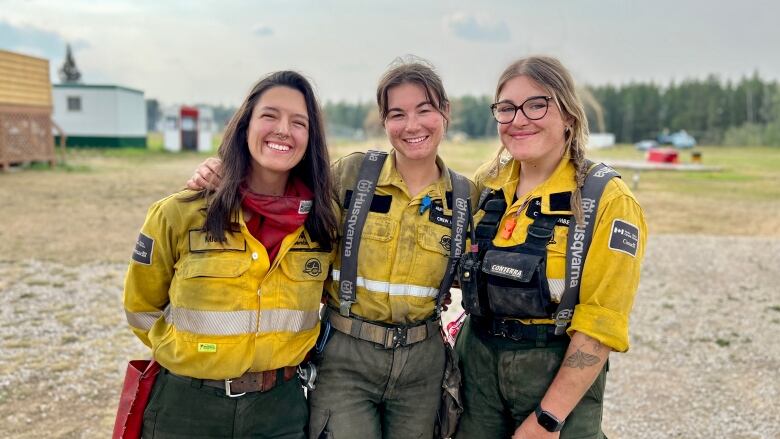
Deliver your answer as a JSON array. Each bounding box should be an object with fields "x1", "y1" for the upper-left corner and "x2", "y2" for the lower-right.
[{"x1": 338, "y1": 151, "x2": 472, "y2": 318}]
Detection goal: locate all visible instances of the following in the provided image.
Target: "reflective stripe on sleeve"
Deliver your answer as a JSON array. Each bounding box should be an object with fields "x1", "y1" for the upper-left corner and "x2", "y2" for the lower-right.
[
  {"x1": 125, "y1": 310, "x2": 164, "y2": 331},
  {"x1": 331, "y1": 269, "x2": 438, "y2": 298},
  {"x1": 125, "y1": 307, "x2": 318, "y2": 336}
]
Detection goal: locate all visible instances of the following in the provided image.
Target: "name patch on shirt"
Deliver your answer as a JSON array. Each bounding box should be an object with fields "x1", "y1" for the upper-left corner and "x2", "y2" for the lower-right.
[
  {"x1": 608, "y1": 219, "x2": 639, "y2": 257},
  {"x1": 189, "y1": 230, "x2": 247, "y2": 253},
  {"x1": 524, "y1": 197, "x2": 570, "y2": 227},
  {"x1": 429, "y1": 201, "x2": 452, "y2": 228},
  {"x1": 132, "y1": 233, "x2": 154, "y2": 265}
]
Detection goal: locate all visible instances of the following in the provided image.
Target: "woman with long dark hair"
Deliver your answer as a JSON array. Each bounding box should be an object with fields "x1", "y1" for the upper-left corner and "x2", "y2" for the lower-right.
[
  {"x1": 123, "y1": 70, "x2": 337, "y2": 438},
  {"x1": 187, "y1": 60, "x2": 477, "y2": 439}
]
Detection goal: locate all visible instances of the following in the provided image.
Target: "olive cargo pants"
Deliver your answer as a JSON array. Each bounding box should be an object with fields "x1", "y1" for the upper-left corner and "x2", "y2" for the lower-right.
[
  {"x1": 454, "y1": 317, "x2": 607, "y2": 439},
  {"x1": 141, "y1": 368, "x2": 308, "y2": 438},
  {"x1": 308, "y1": 328, "x2": 446, "y2": 439}
]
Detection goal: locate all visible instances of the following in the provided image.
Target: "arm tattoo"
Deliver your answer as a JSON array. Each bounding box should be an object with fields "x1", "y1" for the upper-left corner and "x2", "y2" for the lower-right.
[{"x1": 563, "y1": 346, "x2": 601, "y2": 369}]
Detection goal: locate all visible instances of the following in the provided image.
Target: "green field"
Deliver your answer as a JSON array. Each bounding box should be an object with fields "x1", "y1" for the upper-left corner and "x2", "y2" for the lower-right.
[{"x1": 1, "y1": 140, "x2": 778, "y2": 265}]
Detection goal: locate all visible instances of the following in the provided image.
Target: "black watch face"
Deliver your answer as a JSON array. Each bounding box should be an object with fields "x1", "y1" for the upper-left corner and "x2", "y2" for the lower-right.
[{"x1": 537, "y1": 412, "x2": 560, "y2": 432}]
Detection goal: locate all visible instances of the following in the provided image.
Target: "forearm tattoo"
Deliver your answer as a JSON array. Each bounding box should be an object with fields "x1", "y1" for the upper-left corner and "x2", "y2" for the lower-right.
[{"x1": 563, "y1": 340, "x2": 603, "y2": 369}]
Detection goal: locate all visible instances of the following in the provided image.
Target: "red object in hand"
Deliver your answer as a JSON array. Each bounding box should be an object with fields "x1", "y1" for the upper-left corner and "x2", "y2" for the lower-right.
[{"x1": 112, "y1": 360, "x2": 161, "y2": 439}]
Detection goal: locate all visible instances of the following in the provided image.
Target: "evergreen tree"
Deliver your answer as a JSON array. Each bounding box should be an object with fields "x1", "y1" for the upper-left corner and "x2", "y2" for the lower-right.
[{"x1": 58, "y1": 44, "x2": 82, "y2": 84}]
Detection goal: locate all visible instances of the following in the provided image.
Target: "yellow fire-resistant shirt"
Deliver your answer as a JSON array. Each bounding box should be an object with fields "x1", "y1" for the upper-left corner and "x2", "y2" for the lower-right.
[
  {"x1": 474, "y1": 155, "x2": 647, "y2": 352},
  {"x1": 326, "y1": 152, "x2": 478, "y2": 324},
  {"x1": 123, "y1": 190, "x2": 333, "y2": 379}
]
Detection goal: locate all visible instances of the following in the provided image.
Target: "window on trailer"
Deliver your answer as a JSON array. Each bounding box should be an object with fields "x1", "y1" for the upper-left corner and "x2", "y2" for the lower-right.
[{"x1": 67, "y1": 96, "x2": 82, "y2": 112}]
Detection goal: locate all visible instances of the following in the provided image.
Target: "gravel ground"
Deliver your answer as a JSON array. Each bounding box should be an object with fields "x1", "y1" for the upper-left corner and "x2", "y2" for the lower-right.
[{"x1": 1, "y1": 235, "x2": 779, "y2": 438}]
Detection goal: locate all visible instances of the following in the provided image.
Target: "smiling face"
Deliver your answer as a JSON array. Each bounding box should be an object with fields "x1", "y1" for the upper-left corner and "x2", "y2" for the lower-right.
[
  {"x1": 246, "y1": 86, "x2": 309, "y2": 184},
  {"x1": 497, "y1": 75, "x2": 571, "y2": 168},
  {"x1": 383, "y1": 82, "x2": 448, "y2": 162}
]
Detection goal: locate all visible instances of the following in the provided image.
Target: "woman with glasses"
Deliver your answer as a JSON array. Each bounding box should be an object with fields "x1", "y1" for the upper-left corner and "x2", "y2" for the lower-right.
[{"x1": 454, "y1": 56, "x2": 647, "y2": 438}]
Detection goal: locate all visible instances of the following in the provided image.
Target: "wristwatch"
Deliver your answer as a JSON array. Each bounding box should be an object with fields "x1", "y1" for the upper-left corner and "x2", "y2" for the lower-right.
[{"x1": 535, "y1": 405, "x2": 565, "y2": 432}]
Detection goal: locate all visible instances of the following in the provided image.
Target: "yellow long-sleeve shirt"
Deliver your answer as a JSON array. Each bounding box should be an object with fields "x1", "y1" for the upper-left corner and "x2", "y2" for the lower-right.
[
  {"x1": 123, "y1": 190, "x2": 333, "y2": 379},
  {"x1": 325, "y1": 152, "x2": 478, "y2": 324},
  {"x1": 474, "y1": 155, "x2": 647, "y2": 352}
]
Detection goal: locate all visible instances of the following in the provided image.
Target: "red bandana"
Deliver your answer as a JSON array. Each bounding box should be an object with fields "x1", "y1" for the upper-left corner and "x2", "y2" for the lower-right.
[{"x1": 239, "y1": 178, "x2": 313, "y2": 262}]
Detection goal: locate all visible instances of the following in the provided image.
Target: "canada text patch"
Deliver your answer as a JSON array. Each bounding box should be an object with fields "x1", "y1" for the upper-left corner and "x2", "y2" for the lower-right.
[
  {"x1": 608, "y1": 219, "x2": 639, "y2": 257},
  {"x1": 132, "y1": 233, "x2": 154, "y2": 265}
]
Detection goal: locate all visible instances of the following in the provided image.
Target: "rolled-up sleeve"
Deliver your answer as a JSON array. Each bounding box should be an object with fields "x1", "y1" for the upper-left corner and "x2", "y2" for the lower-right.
[{"x1": 568, "y1": 180, "x2": 647, "y2": 352}]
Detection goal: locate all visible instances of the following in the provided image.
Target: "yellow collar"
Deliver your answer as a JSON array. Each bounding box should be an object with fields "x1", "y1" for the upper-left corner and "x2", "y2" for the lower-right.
[
  {"x1": 484, "y1": 154, "x2": 576, "y2": 215},
  {"x1": 377, "y1": 151, "x2": 452, "y2": 200}
]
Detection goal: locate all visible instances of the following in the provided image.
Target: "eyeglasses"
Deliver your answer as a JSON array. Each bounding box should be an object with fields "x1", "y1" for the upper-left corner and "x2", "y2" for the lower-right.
[{"x1": 490, "y1": 96, "x2": 553, "y2": 124}]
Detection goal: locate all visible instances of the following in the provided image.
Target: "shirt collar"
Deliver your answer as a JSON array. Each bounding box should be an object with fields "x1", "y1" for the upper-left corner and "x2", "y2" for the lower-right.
[
  {"x1": 377, "y1": 151, "x2": 452, "y2": 199},
  {"x1": 484, "y1": 153, "x2": 576, "y2": 215}
]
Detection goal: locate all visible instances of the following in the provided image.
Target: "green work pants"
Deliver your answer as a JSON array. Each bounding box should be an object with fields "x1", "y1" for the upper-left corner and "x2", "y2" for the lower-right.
[
  {"x1": 142, "y1": 368, "x2": 308, "y2": 438},
  {"x1": 308, "y1": 328, "x2": 446, "y2": 439},
  {"x1": 454, "y1": 317, "x2": 607, "y2": 439}
]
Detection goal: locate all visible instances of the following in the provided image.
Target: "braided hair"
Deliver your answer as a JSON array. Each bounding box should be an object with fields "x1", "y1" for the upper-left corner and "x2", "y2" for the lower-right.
[{"x1": 491, "y1": 56, "x2": 590, "y2": 224}]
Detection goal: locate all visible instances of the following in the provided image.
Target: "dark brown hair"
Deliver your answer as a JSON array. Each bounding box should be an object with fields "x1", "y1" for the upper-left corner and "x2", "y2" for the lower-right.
[
  {"x1": 376, "y1": 58, "x2": 450, "y2": 126},
  {"x1": 202, "y1": 71, "x2": 337, "y2": 249}
]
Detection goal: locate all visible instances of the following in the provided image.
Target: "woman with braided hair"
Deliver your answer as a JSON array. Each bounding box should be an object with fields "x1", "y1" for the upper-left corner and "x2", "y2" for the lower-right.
[{"x1": 454, "y1": 56, "x2": 647, "y2": 438}]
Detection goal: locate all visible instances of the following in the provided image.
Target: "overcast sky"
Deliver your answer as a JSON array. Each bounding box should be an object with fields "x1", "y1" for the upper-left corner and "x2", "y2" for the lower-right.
[{"x1": 1, "y1": 0, "x2": 777, "y2": 106}]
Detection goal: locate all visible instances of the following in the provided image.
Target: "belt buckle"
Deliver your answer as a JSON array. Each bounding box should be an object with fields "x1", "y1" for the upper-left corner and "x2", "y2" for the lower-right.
[
  {"x1": 494, "y1": 319, "x2": 523, "y2": 342},
  {"x1": 224, "y1": 379, "x2": 246, "y2": 398},
  {"x1": 389, "y1": 326, "x2": 407, "y2": 348}
]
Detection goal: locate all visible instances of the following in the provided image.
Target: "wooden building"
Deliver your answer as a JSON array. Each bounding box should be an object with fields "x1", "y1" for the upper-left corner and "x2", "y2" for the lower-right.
[{"x1": 0, "y1": 49, "x2": 56, "y2": 170}]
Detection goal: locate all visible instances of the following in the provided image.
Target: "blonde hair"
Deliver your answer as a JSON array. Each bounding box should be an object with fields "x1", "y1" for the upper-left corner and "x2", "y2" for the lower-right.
[{"x1": 491, "y1": 56, "x2": 590, "y2": 224}]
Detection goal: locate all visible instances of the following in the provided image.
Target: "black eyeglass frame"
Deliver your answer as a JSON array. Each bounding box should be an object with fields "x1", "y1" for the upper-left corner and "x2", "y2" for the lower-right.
[{"x1": 490, "y1": 96, "x2": 553, "y2": 124}]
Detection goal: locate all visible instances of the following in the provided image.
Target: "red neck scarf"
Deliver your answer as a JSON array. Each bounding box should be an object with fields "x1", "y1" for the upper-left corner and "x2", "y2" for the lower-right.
[{"x1": 239, "y1": 178, "x2": 313, "y2": 262}]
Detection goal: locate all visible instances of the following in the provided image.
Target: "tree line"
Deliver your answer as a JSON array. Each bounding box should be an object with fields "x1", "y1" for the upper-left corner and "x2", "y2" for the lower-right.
[{"x1": 146, "y1": 73, "x2": 780, "y2": 146}]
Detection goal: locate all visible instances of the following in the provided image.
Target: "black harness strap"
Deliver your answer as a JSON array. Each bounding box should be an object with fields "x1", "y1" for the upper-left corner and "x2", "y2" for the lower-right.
[
  {"x1": 339, "y1": 151, "x2": 387, "y2": 317},
  {"x1": 436, "y1": 170, "x2": 471, "y2": 313},
  {"x1": 338, "y1": 151, "x2": 472, "y2": 319},
  {"x1": 474, "y1": 189, "x2": 506, "y2": 252},
  {"x1": 554, "y1": 162, "x2": 621, "y2": 334}
]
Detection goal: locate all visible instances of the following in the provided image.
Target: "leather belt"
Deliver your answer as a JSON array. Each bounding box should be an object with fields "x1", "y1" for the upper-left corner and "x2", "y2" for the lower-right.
[
  {"x1": 168, "y1": 366, "x2": 298, "y2": 397},
  {"x1": 472, "y1": 316, "x2": 566, "y2": 343},
  {"x1": 326, "y1": 307, "x2": 439, "y2": 349}
]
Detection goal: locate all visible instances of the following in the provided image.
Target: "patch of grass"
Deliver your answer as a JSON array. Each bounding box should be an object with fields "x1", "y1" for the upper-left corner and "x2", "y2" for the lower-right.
[
  {"x1": 49, "y1": 362, "x2": 72, "y2": 372},
  {"x1": 768, "y1": 305, "x2": 780, "y2": 313},
  {"x1": 715, "y1": 338, "x2": 731, "y2": 347},
  {"x1": 24, "y1": 279, "x2": 49, "y2": 287},
  {"x1": 18, "y1": 292, "x2": 35, "y2": 300},
  {"x1": 52, "y1": 282, "x2": 65, "y2": 288},
  {"x1": 4, "y1": 340, "x2": 32, "y2": 349},
  {"x1": 55, "y1": 313, "x2": 74, "y2": 326},
  {"x1": 661, "y1": 303, "x2": 674, "y2": 309},
  {"x1": 61, "y1": 335, "x2": 79, "y2": 344}
]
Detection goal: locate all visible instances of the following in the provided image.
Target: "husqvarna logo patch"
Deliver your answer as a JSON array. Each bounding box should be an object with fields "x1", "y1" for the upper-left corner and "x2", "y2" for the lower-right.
[
  {"x1": 356, "y1": 179, "x2": 372, "y2": 192},
  {"x1": 593, "y1": 167, "x2": 614, "y2": 178},
  {"x1": 303, "y1": 258, "x2": 322, "y2": 276}
]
